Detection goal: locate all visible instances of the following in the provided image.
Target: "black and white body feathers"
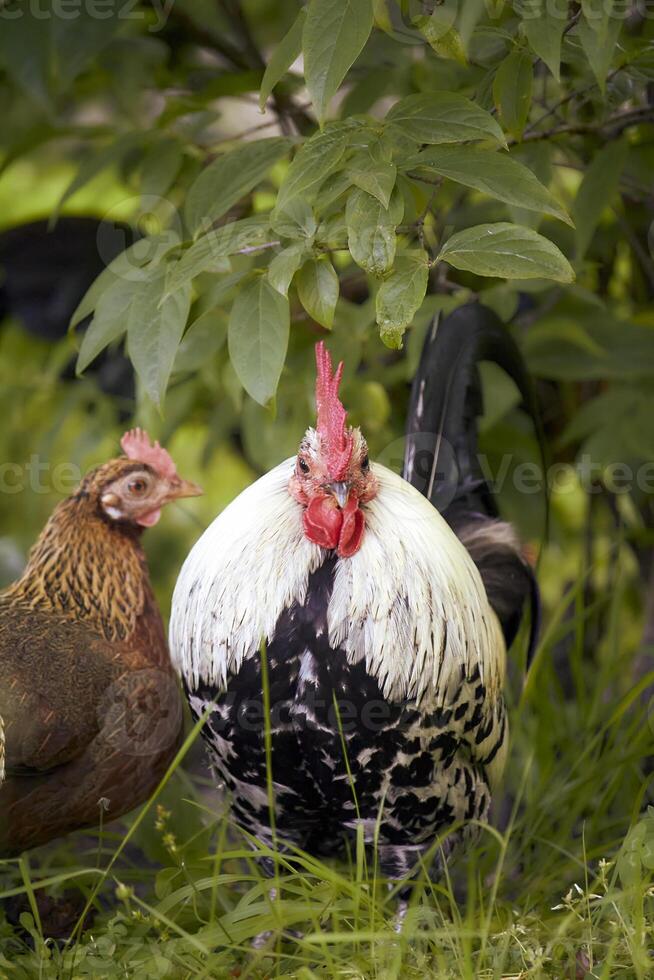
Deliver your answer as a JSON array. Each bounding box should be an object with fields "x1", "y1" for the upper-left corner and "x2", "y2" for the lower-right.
[{"x1": 172, "y1": 462, "x2": 506, "y2": 875}]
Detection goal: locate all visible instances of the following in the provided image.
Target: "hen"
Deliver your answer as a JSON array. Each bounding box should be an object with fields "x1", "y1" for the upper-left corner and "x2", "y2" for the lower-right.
[
  {"x1": 171, "y1": 310, "x2": 537, "y2": 884},
  {"x1": 0, "y1": 429, "x2": 202, "y2": 856}
]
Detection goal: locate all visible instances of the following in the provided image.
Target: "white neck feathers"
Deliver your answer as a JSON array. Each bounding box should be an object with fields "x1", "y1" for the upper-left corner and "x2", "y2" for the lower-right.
[{"x1": 169, "y1": 459, "x2": 505, "y2": 704}]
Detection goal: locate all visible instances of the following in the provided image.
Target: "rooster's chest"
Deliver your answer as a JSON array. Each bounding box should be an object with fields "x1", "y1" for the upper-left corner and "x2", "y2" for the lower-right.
[{"x1": 187, "y1": 556, "x2": 493, "y2": 850}]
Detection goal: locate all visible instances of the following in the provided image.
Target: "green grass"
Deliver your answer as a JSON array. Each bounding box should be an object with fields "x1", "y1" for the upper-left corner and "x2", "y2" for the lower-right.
[{"x1": 1, "y1": 555, "x2": 653, "y2": 979}]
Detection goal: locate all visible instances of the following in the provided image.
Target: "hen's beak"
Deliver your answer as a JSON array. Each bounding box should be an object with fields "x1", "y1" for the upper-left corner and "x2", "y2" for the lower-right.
[
  {"x1": 325, "y1": 481, "x2": 351, "y2": 509},
  {"x1": 167, "y1": 478, "x2": 204, "y2": 501}
]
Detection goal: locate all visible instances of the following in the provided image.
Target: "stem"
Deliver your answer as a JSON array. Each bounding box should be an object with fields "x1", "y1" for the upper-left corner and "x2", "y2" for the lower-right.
[
  {"x1": 524, "y1": 67, "x2": 622, "y2": 137},
  {"x1": 516, "y1": 106, "x2": 654, "y2": 144}
]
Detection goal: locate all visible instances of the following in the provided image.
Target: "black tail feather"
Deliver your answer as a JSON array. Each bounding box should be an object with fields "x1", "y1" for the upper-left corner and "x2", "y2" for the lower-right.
[{"x1": 403, "y1": 302, "x2": 543, "y2": 667}]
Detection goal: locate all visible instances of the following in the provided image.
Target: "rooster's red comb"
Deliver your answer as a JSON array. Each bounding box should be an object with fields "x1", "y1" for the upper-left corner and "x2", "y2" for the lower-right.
[
  {"x1": 314, "y1": 342, "x2": 353, "y2": 481},
  {"x1": 120, "y1": 428, "x2": 177, "y2": 480}
]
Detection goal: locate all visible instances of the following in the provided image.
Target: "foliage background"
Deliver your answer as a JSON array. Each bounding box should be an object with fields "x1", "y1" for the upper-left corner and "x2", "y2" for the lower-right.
[{"x1": 0, "y1": 0, "x2": 653, "y2": 976}]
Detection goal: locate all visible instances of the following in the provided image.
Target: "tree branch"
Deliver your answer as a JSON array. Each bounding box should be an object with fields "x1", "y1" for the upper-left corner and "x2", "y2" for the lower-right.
[
  {"x1": 524, "y1": 67, "x2": 622, "y2": 137},
  {"x1": 516, "y1": 106, "x2": 654, "y2": 144},
  {"x1": 161, "y1": 4, "x2": 252, "y2": 71},
  {"x1": 215, "y1": 0, "x2": 312, "y2": 136}
]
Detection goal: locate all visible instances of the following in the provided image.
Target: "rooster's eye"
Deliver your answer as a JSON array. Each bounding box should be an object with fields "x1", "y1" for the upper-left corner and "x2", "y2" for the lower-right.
[
  {"x1": 361, "y1": 454, "x2": 369, "y2": 472},
  {"x1": 128, "y1": 478, "x2": 148, "y2": 495},
  {"x1": 298, "y1": 457, "x2": 310, "y2": 474}
]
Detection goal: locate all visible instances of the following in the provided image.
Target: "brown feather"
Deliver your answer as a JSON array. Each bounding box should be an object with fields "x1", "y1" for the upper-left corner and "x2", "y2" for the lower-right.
[{"x1": 0, "y1": 459, "x2": 184, "y2": 856}]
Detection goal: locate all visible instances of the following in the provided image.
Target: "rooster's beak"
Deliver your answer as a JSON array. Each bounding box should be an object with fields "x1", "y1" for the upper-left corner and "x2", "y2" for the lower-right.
[
  {"x1": 325, "y1": 481, "x2": 351, "y2": 509},
  {"x1": 167, "y1": 478, "x2": 204, "y2": 501}
]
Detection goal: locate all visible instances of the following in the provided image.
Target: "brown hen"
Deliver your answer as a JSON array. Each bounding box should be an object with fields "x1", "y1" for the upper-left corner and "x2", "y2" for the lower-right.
[{"x1": 0, "y1": 429, "x2": 202, "y2": 856}]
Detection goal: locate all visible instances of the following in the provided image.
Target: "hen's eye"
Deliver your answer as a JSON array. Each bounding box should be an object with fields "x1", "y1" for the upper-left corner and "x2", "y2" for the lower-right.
[
  {"x1": 128, "y1": 478, "x2": 148, "y2": 495},
  {"x1": 361, "y1": 454, "x2": 369, "y2": 472},
  {"x1": 298, "y1": 457, "x2": 310, "y2": 474}
]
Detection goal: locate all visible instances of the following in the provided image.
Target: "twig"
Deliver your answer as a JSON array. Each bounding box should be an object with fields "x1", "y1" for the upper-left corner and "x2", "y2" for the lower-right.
[
  {"x1": 563, "y1": 7, "x2": 582, "y2": 36},
  {"x1": 161, "y1": 4, "x2": 252, "y2": 72},
  {"x1": 529, "y1": 7, "x2": 583, "y2": 80},
  {"x1": 524, "y1": 67, "x2": 622, "y2": 136},
  {"x1": 516, "y1": 106, "x2": 654, "y2": 144},
  {"x1": 155, "y1": 0, "x2": 312, "y2": 135},
  {"x1": 215, "y1": 0, "x2": 310, "y2": 136},
  {"x1": 234, "y1": 240, "x2": 280, "y2": 256},
  {"x1": 217, "y1": 0, "x2": 265, "y2": 69},
  {"x1": 514, "y1": 287, "x2": 563, "y2": 328},
  {"x1": 207, "y1": 103, "x2": 312, "y2": 148}
]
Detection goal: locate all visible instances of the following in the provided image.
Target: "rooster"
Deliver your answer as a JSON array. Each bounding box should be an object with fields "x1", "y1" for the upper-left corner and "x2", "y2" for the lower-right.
[
  {"x1": 170, "y1": 306, "x2": 538, "y2": 883},
  {"x1": 0, "y1": 429, "x2": 202, "y2": 856}
]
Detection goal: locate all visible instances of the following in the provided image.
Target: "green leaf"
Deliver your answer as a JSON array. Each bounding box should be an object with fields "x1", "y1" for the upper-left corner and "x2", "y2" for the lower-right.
[
  {"x1": 340, "y1": 64, "x2": 396, "y2": 116},
  {"x1": 493, "y1": 50, "x2": 533, "y2": 140},
  {"x1": 316, "y1": 214, "x2": 348, "y2": 250},
  {"x1": 578, "y1": 3, "x2": 621, "y2": 92},
  {"x1": 521, "y1": 1, "x2": 564, "y2": 81},
  {"x1": 346, "y1": 185, "x2": 403, "y2": 276},
  {"x1": 126, "y1": 266, "x2": 192, "y2": 409},
  {"x1": 314, "y1": 170, "x2": 354, "y2": 212},
  {"x1": 167, "y1": 216, "x2": 273, "y2": 294},
  {"x1": 416, "y1": 6, "x2": 467, "y2": 65},
  {"x1": 184, "y1": 138, "x2": 292, "y2": 237},
  {"x1": 76, "y1": 274, "x2": 147, "y2": 374},
  {"x1": 347, "y1": 138, "x2": 397, "y2": 208},
  {"x1": 372, "y1": 0, "x2": 394, "y2": 34},
  {"x1": 204, "y1": 270, "x2": 251, "y2": 307},
  {"x1": 174, "y1": 309, "x2": 228, "y2": 374},
  {"x1": 505, "y1": 142, "x2": 554, "y2": 228},
  {"x1": 228, "y1": 276, "x2": 290, "y2": 405},
  {"x1": 404, "y1": 146, "x2": 571, "y2": 225},
  {"x1": 268, "y1": 243, "x2": 310, "y2": 295},
  {"x1": 271, "y1": 199, "x2": 317, "y2": 240},
  {"x1": 276, "y1": 124, "x2": 351, "y2": 211},
  {"x1": 572, "y1": 140, "x2": 627, "y2": 259},
  {"x1": 71, "y1": 234, "x2": 180, "y2": 330},
  {"x1": 560, "y1": 386, "x2": 638, "y2": 447},
  {"x1": 259, "y1": 8, "x2": 306, "y2": 111},
  {"x1": 296, "y1": 257, "x2": 339, "y2": 329},
  {"x1": 375, "y1": 250, "x2": 429, "y2": 348},
  {"x1": 303, "y1": 0, "x2": 374, "y2": 123},
  {"x1": 386, "y1": 93, "x2": 506, "y2": 146},
  {"x1": 438, "y1": 222, "x2": 574, "y2": 282}
]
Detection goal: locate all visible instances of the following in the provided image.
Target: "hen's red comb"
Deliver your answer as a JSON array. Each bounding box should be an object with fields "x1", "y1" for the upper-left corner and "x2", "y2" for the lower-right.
[
  {"x1": 314, "y1": 342, "x2": 353, "y2": 481},
  {"x1": 120, "y1": 428, "x2": 177, "y2": 480}
]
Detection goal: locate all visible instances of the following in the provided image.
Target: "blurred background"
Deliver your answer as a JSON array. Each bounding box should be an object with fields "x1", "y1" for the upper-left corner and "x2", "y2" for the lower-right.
[{"x1": 0, "y1": 0, "x2": 653, "y2": 972}]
